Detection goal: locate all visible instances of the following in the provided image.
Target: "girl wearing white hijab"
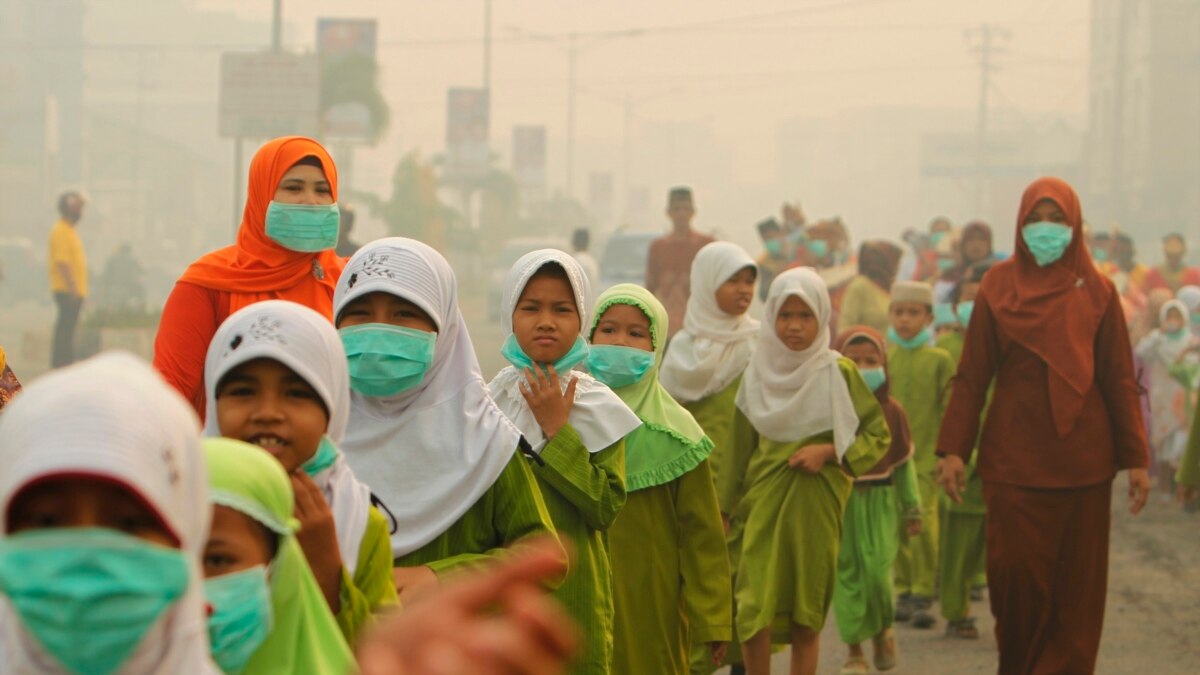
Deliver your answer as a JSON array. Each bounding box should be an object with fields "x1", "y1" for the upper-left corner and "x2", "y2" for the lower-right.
[
  {"x1": 732, "y1": 268, "x2": 890, "y2": 675},
  {"x1": 658, "y1": 241, "x2": 760, "y2": 672},
  {"x1": 333, "y1": 238, "x2": 558, "y2": 603},
  {"x1": 0, "y1": 352, "x2": 220, "y2": 675},
  {"x1": 204, "y1": 299, "x2": 396, "y2": 645},
  {"x1": 488, "y1": 249, "x2": 641, "y2": 675}
]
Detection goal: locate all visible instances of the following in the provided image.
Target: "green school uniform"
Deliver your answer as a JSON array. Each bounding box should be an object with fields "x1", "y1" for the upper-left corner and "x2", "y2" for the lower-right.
[
  {"x1": 833, "y1": 457, "x2": 920, "y2": 645},
  {"x1": 530, "y1": 425, "x2": 626, "y2": 675},
  {"x1": 335, "y1": 506, "x2": 398, "y2": 644},
  {"x1": 888, "y1": 341, "x2": 954, "y2": 599},
  {"x1": 733, "y1": 359, "x2": 891, "y2": 641},
  {"x1": 683, "y1": 376, "x2": 744, "y2": 511},
  {"x1": 1177, "y1": 404, "x2": 1200, "y2": 488},
  {"x1": 393, "y1": 452, "x2": 558, "y2": 575},
  {"x1": 594, "y1": 284, "x2": 733, "y2": 675},
  {"x1": 838, "y1": 275, "x2": 892, "y2": 336}
]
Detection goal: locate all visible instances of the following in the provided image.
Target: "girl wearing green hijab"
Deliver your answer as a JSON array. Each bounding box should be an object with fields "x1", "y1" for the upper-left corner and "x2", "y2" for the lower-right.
[
  {"x1": 202, "y1": 438, "x2": 355, "y2": 675},
  {"x1": 587, "y1": 283, "x2": 733, "y2": 675}
]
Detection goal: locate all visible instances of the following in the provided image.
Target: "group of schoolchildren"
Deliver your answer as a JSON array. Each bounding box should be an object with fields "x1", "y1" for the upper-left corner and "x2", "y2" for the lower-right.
[{"x1": 0, "y1": 219, "x2": 994, "y2": 675}]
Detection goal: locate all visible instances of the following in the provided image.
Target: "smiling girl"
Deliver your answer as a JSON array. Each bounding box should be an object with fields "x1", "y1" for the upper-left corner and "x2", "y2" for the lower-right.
[{"x1": 204, "y1": 299, "x2": 396, "y2": 645}]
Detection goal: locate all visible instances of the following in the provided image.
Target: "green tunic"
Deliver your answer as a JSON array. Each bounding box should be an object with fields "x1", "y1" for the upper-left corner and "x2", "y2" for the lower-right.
[
  {"x1": 529, "y1": 424, "x2": 627, "y2": 675},
  {"x1": 1178, "y1": 406, "x2": 1200, "y2": 489},
  {"x1": 888, "y1": 342, "x2": 954, "y2": 598},
  {"x1": 335, "y1": 506, "x2": 399, "y2": 646},
  {"x1": 393, "y1": 451, "x2": 558, "y2": 575},
  {"x1": 838, "y1": 275, "x2": 892, "y2": 336},
  {"x1": 732, "y1": 359, "x2": 891, "y2": 641},
  {"x1": 682, "y1": 377, "x2": 758, "y2": 674},
  {"x1": 610, "y1": 459, "x2": 732, "y2": 675}
]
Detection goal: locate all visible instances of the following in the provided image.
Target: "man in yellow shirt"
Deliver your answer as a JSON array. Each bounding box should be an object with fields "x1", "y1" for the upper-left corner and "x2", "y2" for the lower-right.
[{"x1": 48, "y1": 191, "x2": 87, "y2": 368}]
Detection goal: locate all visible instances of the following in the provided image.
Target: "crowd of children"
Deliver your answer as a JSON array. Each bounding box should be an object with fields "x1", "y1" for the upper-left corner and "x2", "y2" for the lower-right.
[{"x1": 0, "y1": 139, "x2": 1159, "y2": 675}]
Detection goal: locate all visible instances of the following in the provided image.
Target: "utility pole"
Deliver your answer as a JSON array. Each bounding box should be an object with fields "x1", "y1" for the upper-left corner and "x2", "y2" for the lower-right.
[
  {"x1": 966, "y1": 23, "x2": 1007, "y2": 217},
  {"x1": 483, "y1": 0, "x2": 493, "y2": 94},
  {"x1": 566, "y1": 33, "x2": 579, "y2": 199},
  {"x1": 271, "y1": 0, "x2": 283, "y2": 53}
]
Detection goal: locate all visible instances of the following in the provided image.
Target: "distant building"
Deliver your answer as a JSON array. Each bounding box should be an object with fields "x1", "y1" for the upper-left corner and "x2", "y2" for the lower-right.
[{"x1": 1087, "y1": 0, "x2": 1200, "y2": 237}]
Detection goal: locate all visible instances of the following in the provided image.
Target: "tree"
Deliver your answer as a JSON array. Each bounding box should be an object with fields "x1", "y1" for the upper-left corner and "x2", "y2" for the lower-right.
[{"x1": 319, "y1": 53, "x2": 390, "y2": 145}]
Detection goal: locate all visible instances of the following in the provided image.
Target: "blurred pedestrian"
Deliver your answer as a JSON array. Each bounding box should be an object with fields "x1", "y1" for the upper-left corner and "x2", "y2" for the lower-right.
[
  {"x1": 47, "y1": 190, "x2": 87, "y2": 368},
  {"x1": 646, "y1": 187, "x2": 715, "y2": 338}
]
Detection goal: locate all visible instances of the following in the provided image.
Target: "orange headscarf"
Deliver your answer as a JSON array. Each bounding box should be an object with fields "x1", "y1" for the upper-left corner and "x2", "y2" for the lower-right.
[
  {"x1": 179, "y1": 137, "x2": 346, "y2": 316},
  {"x1": 981, "y1": 176, "x2": 1114, "y2": 437}
]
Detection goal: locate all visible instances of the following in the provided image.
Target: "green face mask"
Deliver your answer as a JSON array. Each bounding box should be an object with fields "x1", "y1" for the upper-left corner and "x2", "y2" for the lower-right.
[
  {"x1": 501, "y1": 334, "x2": 590, "y2": 374},
  {"x1": 888, "y1": 324, "x2": 932, "y2": 350},
  {"x1": 1022, "y1": 221, "x2": 1074, "y2": 267},
  {"x1": 0, "y1": 527, "x2": 189, "y2": 675},
  {"x1": 264, "y1": 201, "x2": 340, "y2": 253},
  {"x1": 300, "y1": 436, "x2": 339, "y2": 477},
  {"x1": 586, "y1": 344, "x2": 655, "y2": 389},
  {"x1": 205, "y1": 565, "x2": 273, "y2": 675},
  {"x1": 340, "y1": 323, "x2": 436, "y2": 398}
]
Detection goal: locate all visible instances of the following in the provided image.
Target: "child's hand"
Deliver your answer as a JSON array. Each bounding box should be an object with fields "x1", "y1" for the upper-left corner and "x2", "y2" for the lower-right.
[
  {"x1": 787, "y1": 443, "x2": 835, "y2": 474},
  {"x1": 292, "y1": 471, "x2": 345, "y2": 613},
  {"x1": 936, "y1": 455, "x2": 966, "y2": 504},
  {"x1": 1127, "y1": 468, "x2": 1150, "y2": 516},
  {"x1": 519, "y1": 365, "x2": 578, "y2": 440},
  {"x1": 392, "y1": 565, "x2": 440, "y2": 604},
  {"x1": 905, "y1": 518, "x2": 923, "y2": 537}
]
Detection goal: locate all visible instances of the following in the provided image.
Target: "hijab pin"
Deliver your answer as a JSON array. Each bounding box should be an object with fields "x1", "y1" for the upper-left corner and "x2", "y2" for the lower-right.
[
  {"x1": 1075, "y1": 277, "x2": 1084, "y2": 288},
  {"x1": 313, "y1": 258, "x2": 325, "y2": 280}
]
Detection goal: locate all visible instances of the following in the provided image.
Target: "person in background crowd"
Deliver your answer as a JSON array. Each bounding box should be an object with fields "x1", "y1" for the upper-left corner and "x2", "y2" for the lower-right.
[
  {"x1": 1144, "y1": 233, "x2": 1200, "y2": 293},
  {"x1": 336, "y1": 203, "x2": 363, "y2": 258},
  {"x1": 937, "y1": 221, "x2": 996, "y2": 302},
  {"x1": 937, "y1": 177, "x2": 1150, "y2": 674},
  {"x1": 154, "y1": 136, "x2": 346, "y2": 418},
  {"x1": 1112, "y1": 232, "x2": 1149, "y2": 294},
  {"x1": 838, "y1": 240, "x2": 904, "y2": 336},
  {"x1": 1136, "y1": 300, "x2": 1199, "y2": 496},
  {"x1": 1179, "y1": 285, "x2": 1200, "y2": 338},
  {"x1": 1090, "y1": 230, "x2": 1113, "y2": 267},
  {"x1": 756, "y1": 218, "x2": 790, "y2": 301},
  {"x1": 886, "y1": 281, "x2": 954, "y2": 631},
  {"x1": 646, "y1": 187, "x2": 716, "y2": 338},
  {"x1": 572, "y1": 228, "x2": 601, "y2": 299},
  {"x1": 47, "y1": 190, "x2": 87, "y2": 368}
]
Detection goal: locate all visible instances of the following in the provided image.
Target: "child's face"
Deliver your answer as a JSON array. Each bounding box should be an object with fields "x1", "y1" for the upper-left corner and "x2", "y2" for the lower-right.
[
  {"x1": 774, "y1": 295, "x2": 820, "y2": 352},
  {"x1": 714, "y1": 267, "x2": 756, "y2": 316},
  {"x1": 512, "y1": 272, "x2": 581, "y2": 364},
  {"x1": 591, "y1": 304, "x2": 653, "y2": 352},
  {"x1": 842, "y1": 340, "x2": 883, "y2": 369},
  {"x1": 958, "y1": 281, "x2": 981, "y2": 305},
  {"x1": 216, "y1": 358, "x2": 329, "y2": 474},
  {"x1": 1164, "y1": 307, "x2": 1186, "y2": 334},
  {"x1": 336, "y1": 291, "x2": 438, "y2": 333},
  {"x1": 890, "y1": 301, "x2": 932, "y2": 340},
  {"x1": 7, "y1": 477, "x2": 176, "y2": 548},
  {"x1": 203, "y1": 505, "x2": 275, "y2": 579}
]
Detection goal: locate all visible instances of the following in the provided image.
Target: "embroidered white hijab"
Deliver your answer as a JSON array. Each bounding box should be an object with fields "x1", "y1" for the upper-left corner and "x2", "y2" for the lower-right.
[
  {"x1": 659, "y1": 241, "x2": 761, "y2": 402},
  {"x1": 488, "y1": 249, "x2": 641, "y2": 453},
  {"x1": 334, "y1": 238, "x2": 523, "y2": 558},
  {"x1": 0, "y1": 352, "x2": 220, "y2": 674},
  {"x1": 204, "y1": 300, "x2": 373, "y2": 575},
  {"x1": 736, "y1": 267, "x2": 860, "y2": 457}
]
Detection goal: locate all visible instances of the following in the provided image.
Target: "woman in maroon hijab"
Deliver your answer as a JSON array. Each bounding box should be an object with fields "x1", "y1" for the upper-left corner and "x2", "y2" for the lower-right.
[{"x1": 936, "y1": 177, "x2": 1150, "y2": 674}]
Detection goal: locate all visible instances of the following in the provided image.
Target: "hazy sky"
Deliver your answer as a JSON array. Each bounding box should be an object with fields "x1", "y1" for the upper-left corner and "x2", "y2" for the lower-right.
[{"x1": 185, "y1": 0, "x2": 1092, "y2": 245}]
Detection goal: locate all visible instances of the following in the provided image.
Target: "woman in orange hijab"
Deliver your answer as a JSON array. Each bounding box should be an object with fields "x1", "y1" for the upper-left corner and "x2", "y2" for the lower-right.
[
  {"x1": 935, "y1": 177, "x2": 1150, "y2": 674},
  {"x1": 153, "y1": 137, "x2": 346, "y2": 415}
]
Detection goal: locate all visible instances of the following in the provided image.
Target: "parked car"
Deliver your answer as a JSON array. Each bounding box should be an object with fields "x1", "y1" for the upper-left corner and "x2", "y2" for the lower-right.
[
  {"x1": 487, "y1": 237, "x2": 569, "y2": 321},
  {"x1": 598, "y1": 231, "x2": 657, "y2": 291}
]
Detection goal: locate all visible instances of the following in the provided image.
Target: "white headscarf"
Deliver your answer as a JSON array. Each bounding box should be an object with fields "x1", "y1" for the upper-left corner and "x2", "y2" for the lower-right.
[
  {"x1": 203, "y1": 300, "x2": 372, "y2": 575},
  {"x1": 334, "y1": 238, "x2": 523, "y2": 558},
  {"x1": 488, "y1": 249, "x2": 641, "y2": 453},
  {"x1": 659, "y1": 241, "x2": 761, "y2": 402},
  {"x1": 0, "y1": 352, "x2": 219, "y2": 674},
  {"x1": 736, "y1": 267, "x2": 860, "y2": 457}
]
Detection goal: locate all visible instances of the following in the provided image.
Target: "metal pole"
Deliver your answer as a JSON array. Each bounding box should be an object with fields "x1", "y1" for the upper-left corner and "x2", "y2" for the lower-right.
[
  {"x1": 233, "y1": 137, "x2": 243, "y2": 236},
  {"x1": 271, "y1": 0, "x2": 282, "y2": 53},
  {"x1": 622, "y1": 94, "x2": 632, "y2": 221},
  {"x1": 566, "y1": 33, "x2": 578, "y2": 199},
  {"x1": 483, "y1": 0, "x2": 493, "y2": 92},
  {"x1": 974, "y1": 23, "x2": 992, "y2": 216}
]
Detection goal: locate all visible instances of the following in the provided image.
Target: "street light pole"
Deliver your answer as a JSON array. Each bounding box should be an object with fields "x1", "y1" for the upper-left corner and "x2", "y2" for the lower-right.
[
  {"x1": 271, "y1": 0, "x2": 282, "y2": 53},
  {"x1": 566, "y1": 33, "x2": 578, "y2": 199}
]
